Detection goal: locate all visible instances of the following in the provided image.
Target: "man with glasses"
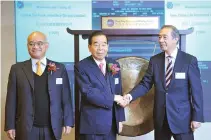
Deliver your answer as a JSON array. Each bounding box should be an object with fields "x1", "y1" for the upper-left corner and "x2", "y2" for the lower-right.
[
  {"x1": 5, "y1": 31, "x2": 74, "y2": 140},
  {"x1": 75, "y1": 31, "x2": 126, "y2": 140}
]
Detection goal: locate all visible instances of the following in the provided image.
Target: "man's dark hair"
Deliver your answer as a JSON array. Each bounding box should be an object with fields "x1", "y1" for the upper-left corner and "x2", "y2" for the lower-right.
[
  {"x1": 88, "y1": 31, "x2": 108, "y2": 45},
  {"x1": 161, "y1": 25, "x2": 180, "y2": 44}
]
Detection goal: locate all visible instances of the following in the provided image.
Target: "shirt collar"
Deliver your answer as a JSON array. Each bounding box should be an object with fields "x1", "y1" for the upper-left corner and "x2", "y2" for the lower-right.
[
  {"x1": 165, "y1": 48, "x2": 178, "y2": 59},
  {"x1": 31, "y1": 56, "x2": 47, "y2": 66},
  {"x1": 92, "y1": 57, "x2": 106, "y2": 66}
]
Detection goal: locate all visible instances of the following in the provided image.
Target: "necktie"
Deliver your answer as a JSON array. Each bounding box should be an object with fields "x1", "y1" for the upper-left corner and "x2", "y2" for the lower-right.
[
  {"x1": 36, "y1": 61, "x2": 42, "y2": 76},
  {"x1": 165, "y1": 56, "x2": 173, "y2": 88},
  {"x1": 99, "y1": 63, "x2": 105, "y2": 75}
]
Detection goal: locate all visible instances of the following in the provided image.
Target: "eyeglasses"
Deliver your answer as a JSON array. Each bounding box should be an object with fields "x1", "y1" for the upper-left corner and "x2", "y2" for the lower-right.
[{"x1": 28, "y1": 41, "x2": 47, "y2": 47}]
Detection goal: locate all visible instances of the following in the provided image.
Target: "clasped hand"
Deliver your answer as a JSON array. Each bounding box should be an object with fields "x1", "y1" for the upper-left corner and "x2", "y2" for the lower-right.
[{"x1": 114, "y1": 94, "x2": 131, "y2": 107}]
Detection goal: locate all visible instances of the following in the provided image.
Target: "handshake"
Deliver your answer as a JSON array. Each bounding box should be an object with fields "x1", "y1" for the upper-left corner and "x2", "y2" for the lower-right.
[{"x1": 114, "y1": 94, "x2": 132, "y2": 107}]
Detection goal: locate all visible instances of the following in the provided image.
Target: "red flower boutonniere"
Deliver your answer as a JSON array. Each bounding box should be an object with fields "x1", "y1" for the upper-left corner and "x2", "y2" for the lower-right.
[
  {"x1": 48, "y1": 62, "x2": 56, "y2": 74},
  {"x1": 108, "y1": 63, "x2": 120, "y2": 76}
]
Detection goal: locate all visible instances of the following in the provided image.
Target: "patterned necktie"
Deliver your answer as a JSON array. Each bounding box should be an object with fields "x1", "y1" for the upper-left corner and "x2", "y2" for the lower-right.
[
  {"x1": 165, "y1": 56, "x2": 173, "y2": 88},
  {"x1": 36, "y1": 61, "x2": 42, "y2": 76},
  {"x1": 99, "y1": 63, "x2": 105, "y2": 75}
]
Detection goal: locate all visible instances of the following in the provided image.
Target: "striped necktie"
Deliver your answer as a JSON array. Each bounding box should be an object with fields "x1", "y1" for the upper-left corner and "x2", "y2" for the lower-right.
[{"x1": 165, "y1": 56, "x2": 173, "y2": 88}]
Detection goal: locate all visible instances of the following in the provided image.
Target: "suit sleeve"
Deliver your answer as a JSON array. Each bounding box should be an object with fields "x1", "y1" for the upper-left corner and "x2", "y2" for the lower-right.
[
  {"x1": 5, "y1": 65, "x2": 17, "y2": 131},
  {"x1": 188, "y1": 57, "x2": 204, "y2": 122},
  {"x1": 131, "y1": 58, "x2": 154, "y2": 101},
  {"x1": 61, "y1": 65, "x2": 74, "y2": 127},
  {"x1": 75, "y1": 64, "x2": 114, "y2": 109}
]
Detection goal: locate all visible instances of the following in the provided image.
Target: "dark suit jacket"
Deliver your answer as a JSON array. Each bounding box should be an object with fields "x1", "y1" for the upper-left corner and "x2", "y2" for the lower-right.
[
  {"x1": 5, "y1": 59, "x2": 74, "y2": 140},
  {"x1": 75, "y1": 56, "x2": 125, "y2": 134},
  {"x1": 130, "y1": 50, "x2": 203, "y2": 134}
]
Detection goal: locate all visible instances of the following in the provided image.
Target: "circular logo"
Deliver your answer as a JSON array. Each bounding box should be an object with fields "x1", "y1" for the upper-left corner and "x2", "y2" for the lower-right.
[
  {"x1": 17, "y1": 1, "x2": 24, "y2": 9},
  {"x1": 167, "y1": 2, "x2": 173, "y2": 9},
  {"x1": 107, "y1": 19, "x2": 114, "y2": 27}
]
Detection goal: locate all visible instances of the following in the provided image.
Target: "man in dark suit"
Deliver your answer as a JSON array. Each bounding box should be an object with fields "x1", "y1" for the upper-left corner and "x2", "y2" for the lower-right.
[
  {"x1": 121, "y1": 25, "x2": 204, "y2": 140},
  {"x1": 75, "y1": 31, "x2": 125, "y2": 140},
  {"x1": 5, "y1": 31, "x2": 74, "y2": 140}
]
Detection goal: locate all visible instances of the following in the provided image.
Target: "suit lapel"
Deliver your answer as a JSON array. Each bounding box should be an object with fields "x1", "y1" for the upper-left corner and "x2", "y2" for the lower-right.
[
  {"x1": 47, "y1": 59, "x2": 54, "y2": 93},
  {"x1": 106, "y1": 58, "x2": 115, "y2": 94},
  {"x1": 168, "y1": 51, "x2": 184, "y2": 88},
  {"x1": 157, "y1": 52, "x2": 166, "y2": 90},
  {"x1": 22, "y1": 59, "x2": 34, "y2": 90},
  {"x1": 88, "y1": 56, "x2": 107, "y2": 87}
]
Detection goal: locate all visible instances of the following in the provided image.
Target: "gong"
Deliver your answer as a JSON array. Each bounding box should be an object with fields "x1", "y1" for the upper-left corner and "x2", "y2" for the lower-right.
[{"x1": 116, "y1": 57, "x2": 155, "y2": 136}]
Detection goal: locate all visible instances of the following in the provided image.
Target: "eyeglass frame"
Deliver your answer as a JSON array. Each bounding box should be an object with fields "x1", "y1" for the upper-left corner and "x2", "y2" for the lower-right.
[{"x1": 27, "y1": 41, "x2": 48, "y2": 47}]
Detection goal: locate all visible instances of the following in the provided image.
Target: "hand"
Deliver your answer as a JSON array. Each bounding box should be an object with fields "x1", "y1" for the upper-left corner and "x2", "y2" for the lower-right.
[
  {"x1": 114, "y1": 95, "x2": 123, "y2": 103},
  {"x1": 7, "y1": 129, "x2": 15, "y2": 140},
  {"x1": 62, "y1": 126, "x2": 72, "y2": 135},
  {"x1": 118, "y1": 94, "x2": 132, "y2": 107},
  {"x1": 114, "y1": 95, "x2": 127, "y2": 107},
  {"x1": 190, "y1": 121, "x2": 201, "y2": 131},
  {"x1": 123, "y1": 94, "x2": 132, "y2": 103},
  {"x1": 119, "y1": 122, "x2": 123, "y2": 133}
]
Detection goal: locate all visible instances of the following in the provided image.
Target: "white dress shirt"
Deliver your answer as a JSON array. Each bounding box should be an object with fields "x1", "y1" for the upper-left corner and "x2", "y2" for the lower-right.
[
  {"x1": 165, "y1": 48, "x2": 178, "y2": 72},
  {"x1": 93, "y1": 57, "x2": 106, "y2": 75},
  {"x1": 31, "y1": 56, "x2": 47, "y2": 73}
]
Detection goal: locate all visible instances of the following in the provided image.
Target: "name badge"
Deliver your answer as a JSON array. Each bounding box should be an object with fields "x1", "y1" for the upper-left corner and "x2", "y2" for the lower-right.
[
  {"x1": 175, "y1": 72, "x2": 186, "y2": 79},
  {"x1": 115, "y1": 78, "x2": 119, "y2": 85},
  {"x1": 56, "y1": 78, "x2": 63, "y2": 84}
]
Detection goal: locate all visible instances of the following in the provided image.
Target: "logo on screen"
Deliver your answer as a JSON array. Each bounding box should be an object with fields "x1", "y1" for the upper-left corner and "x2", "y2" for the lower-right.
[
  {"x1": 167, "y1": 2, "x2": 173, "y2": 9},
  {"x1": 17, "y1": 1, "x2": 24, "y2": 9},
  {"x1": 107, "y1": 19, "x2": 114, "y2": 27}
]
